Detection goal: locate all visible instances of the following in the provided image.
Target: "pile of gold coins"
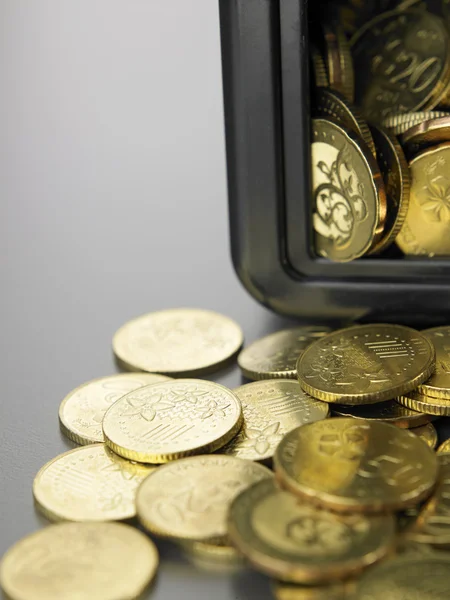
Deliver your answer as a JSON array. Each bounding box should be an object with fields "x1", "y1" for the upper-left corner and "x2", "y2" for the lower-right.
[
  {"x1": 311, "y1": 1, "x2": 450, "y2": 261},
  {"x1": 2, "y1": 308, "x2": 450, "y2": 599}
]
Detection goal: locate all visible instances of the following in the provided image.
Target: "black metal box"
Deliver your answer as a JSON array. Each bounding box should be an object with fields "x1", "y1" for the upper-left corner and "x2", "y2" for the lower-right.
[{"x1": 218, "y1": 0, "x2": 450, "y2": 325}]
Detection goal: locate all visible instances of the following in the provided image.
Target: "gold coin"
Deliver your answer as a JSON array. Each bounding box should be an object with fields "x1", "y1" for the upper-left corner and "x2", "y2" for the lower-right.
[
  {"x1": 180, "y1": 540, "x2": 243, "y2": 566},
  {"x1": 412, "y1": 422, "x2": 438, "y2": 449},
  {"x1": 397, "y1": 144, "x2": 450, "y2": 255},
  {"x1": 33, "y1": 444, "x2": 155, "y2": 522},
  {"x1": 401, "y1": 115, "x2": 450, "y2": 156},
  {"x1": 274, "y1": 419, "x2": 438, "y2": 513},
  {"x1": 297, "y1": 324, "x2": 435, "y2": 405},
  {"x1": 221, "y1": 380, "x2": 329, "y2": 462},
  {"x1": 355, "y1": 554, "x2": 450, "y2": 598},
  {"x1": 273, "y1": 579, "x2": 352, "y2": 600},
  {"x1": 311, "y1": 44, "x2": 329, "y2": 88},
  {"x1": 418, "y1": 326, "x2": 450, "y2": 398},
  {"x1": 113, "y1": 308, "x2": 243, "y2": 376},
  {"x1": 311, "y1": 119, "x2": 386, "y2": 262},
  {"x1": 331, "y1": 400, "x2": 435, "y2": 428},
  {"x1": 228, "y1": 479, "x2": 396, "y2": 584},
  {"x1": 397, "y1": 390, "x2": 450, "y2": 416},
  {"x1": 103, "y1": 379, "x2": 243, "y2": 463},
  {"x1": 59, "y1": 373, "x2": 171, "y2": 445},
  {"x1": 367, "y1": 124, "x2": 410, "y2": 255},
  {"x1": 406, "y1": 453, "x2": 450, "y2": 547},
  {"x1": 136, "y1": 455, "x2": 272, "y2": 541},
  {"x1": 314, "y1": 87, "x2": 376, "y2": 156},
  {"x1": 322, "y1": 24, "x2": 355, "y2": 102},
  {"x1": 382, "y1": 110, "x2": 450, "y2": 135},
  {"x1": 238, "y1": 326, "x2": 332, "y2": 380},
  {"x1": 437, "y1": 438, "x2": 450, "y2": 454},
  {"x1": 0, "y1": 522, "x2": 158, "y2": 600},
  {"x1": 351, "y1": 10, "x2": 450, "y2": 122}
]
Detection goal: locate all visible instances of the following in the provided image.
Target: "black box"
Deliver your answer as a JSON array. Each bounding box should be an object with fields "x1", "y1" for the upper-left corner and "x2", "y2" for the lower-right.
[{"x1": 218, "y1": 0, "x2": 450, "y2": 325}]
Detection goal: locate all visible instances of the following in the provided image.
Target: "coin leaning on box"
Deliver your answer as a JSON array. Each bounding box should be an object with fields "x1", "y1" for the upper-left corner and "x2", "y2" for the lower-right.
[{"x1": 3, "y1": 306, "x2": 450, "y2": 600}]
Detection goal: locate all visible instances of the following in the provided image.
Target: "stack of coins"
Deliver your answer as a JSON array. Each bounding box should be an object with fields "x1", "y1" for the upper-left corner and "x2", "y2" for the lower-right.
[
  {"x1": 2, "y1": 310, "x2": 450, "y2": 600},
  {"x1": 310, "y1": 3, "x2": 450, "y2": 261}
]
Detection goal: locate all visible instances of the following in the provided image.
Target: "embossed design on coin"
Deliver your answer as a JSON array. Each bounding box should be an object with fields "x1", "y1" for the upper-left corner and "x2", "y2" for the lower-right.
[
  {"x1": 274, "y1": 419, "x2": 438, "y2": 513},
  {"x1": 298, "y1": 324, "x2": 435, "y2": 404},
  {"x1": 332, "y1": 399, "x2": 435, "y2": 428},
  {"x1": 311, "y1": 119, "x2": 385, "y2": 262},
  {"x1": 113, "y1": 308, "x2": 243, "y2": 375},
  {"x1": 355, "y1": 554, "x2": 450, "y2": 599},
  {"x1": 58, "y1": 373, "x2": 171, "y2": 445},
  {"x1": 228, "y1": 479, "x2": 395, "y2": 584},
  {"x1": 136, "y1": 455, "x2": 272, "y2": 541},
  {"x1": 103, "y1": 379, "x2": 243, "y2": 463},
  {"x1": 351, "y1": 10, "x2": 450, "y2": 121},
  {"x1": 0, "y1": 522, "x2": 158, "y2": 600},
  {"x1": 238, "y1": 326, "x2": 332, "y2": 380},
  {"x1": 33, "y1": 444, "x2": 155, "y2": 522},
  {"x1": 221, "y1": 381, "x2": 329, "y2": 461}
]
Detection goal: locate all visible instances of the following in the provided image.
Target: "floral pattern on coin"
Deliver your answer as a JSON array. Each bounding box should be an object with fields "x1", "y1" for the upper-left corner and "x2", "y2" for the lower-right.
[
  {"x1": 221, "y1": 381, "x2": 329, "y2": 462},
  {"x1": 103, "y1": 380, "x2": 242, "y2": 462}
]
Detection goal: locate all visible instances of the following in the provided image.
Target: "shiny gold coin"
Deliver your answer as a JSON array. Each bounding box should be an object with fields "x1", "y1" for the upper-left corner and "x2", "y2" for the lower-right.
[
  {"x1": 297, "y1": 324, "x2": 435, "y2": 405},
  {"x1": 221, "y1": 380, "x2": 329, "y2": 462},
  {"x1": 398, "y1": 390, "x2": 450, "y2": 416},
  {"x1": 418, "y1": 326, "x2": 450, "y2": 398},
  {"x1": 273, "y1": 579, "x2": 355, "y2": 600},
  {"x1": 355, "y1": 554, "x2": 450, "y2": 599},
  {"x1": 113, "y1": 308, "x2": 243, "y2": 376},
  {"x1": 228, "y1": 479, "x2": 396, "y2": 584},
  {"x1": 33, "y1": 444, "x2": 155, "y2": 522},
  {"x1": 401, "y1": 116, "x2": 450, "y2": 157},
  {"x1": 367, "y1": 124, "x2": 410, "y2": 255},
  {"x1": 331, "y1": 400, "x2": 435, "y2": 428},
  {"x1": 437, "y1": 438, "x2": 450, "y2": 454},
  {"x1": 406, "y1": 453, "x2": 450, "y2": 547},
  {"x1": 274, "y1": 419, "x2": 439, "y2": 513},
  {"x1": 136, "y1": 455, "x2": 272, "y2": 542},
  {"x1": 0, "y1": 522, "x2": 158, "y2": 600},
  {"x1": 311, "y1": 119, "x2": 386, "y2": 262},
  {"x1": 397, "y1": 144, "x2": 450, "y2": 255},
  {"x1": 351, "y1": 10, "x2": 450, "y2": 122},
  {"x1": 103, "y1": 379, "x2": 243, "y2": 463},
  {"x1": 314, "y1": 87, "x2": 376, "y2": 155},
  {"x1": 412, "y1": 422, "x2": 438, "y2": 449},
  {"x1": 382, "y1": 110, "x2": 450, "y2": 135},
  {"x1": 311, "y1": 44, "x2": 329, "y2": 88},
  {"x1": 59, "y1": 373, "x2": 171, "y2": 445},
  {"x1": 322, "y1": 23, "x2": 355, "y2": 102},
  {"x1": 238, "y1": 326, "x2": 332, "y2": 380}
]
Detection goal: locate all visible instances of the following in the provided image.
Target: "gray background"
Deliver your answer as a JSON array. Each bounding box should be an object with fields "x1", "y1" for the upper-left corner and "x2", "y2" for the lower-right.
[{"x1": 1, "y1": 2, "x2": 295, "y2": 598}]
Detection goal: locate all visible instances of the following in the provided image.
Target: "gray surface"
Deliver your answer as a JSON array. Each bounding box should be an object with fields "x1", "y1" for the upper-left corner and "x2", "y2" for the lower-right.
[{"x1": 1, "y1": 2, "x2": 297, "y2": 598}]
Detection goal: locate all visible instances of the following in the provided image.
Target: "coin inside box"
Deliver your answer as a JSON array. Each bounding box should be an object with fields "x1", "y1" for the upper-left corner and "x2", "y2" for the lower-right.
[{"x1": 219, "y1": 0, "x2": 450, "y2": 323}]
